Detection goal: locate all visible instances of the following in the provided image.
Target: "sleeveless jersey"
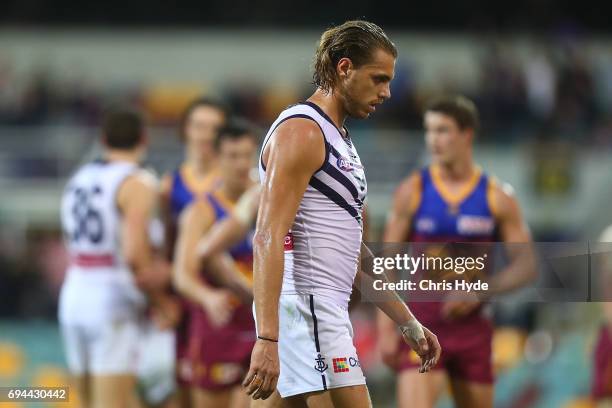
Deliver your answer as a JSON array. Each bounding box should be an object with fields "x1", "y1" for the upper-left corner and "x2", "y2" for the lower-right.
[
  {"x1": 258, "y1": 102, "x2": 367, "y2": 307},
  {"x1": 59, "y1": 159, "x2": 145, "y2": 324},
  {"x1": 408, "y1": 165, "x2": 497, "y2": 324},
  {"x1": 170, "y1": 164, "x2": 220, "y2": 219},
  {"x1": 410, "y1": 166, "x2": 496, "y2": 243},
  {"x1": 205, "y1": 190, "x2": 254, "y2": 283}
]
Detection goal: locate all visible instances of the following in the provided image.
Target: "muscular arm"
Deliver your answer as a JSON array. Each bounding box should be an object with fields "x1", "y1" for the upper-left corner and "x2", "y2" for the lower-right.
[
  {"x1": 243, "y1": 120, "x2": 325, "y2": 399},
  {"x1": 358, "y1": 243, "x2": 417, "y2": 324},
  {"x1": 362, "y1": 204, "x2": 370, "y2": 242},
  {"x1": 117, "y1": 170, "x2": 158, "y2": 286},
  {"x1": 383, "y1": 173, "x2": 420, "y2": 242},
  {"x1": 361, "y1": 174, "x2": 439, "y2": 370},
  {"x1": 159, "y1": 173, "x2": 176, "y2": 261},
  {"x1": 118, "y1": 171, "x2": 181, "y2": 328},
  {"x1": 196, "y1": 185, "x2": 261, "y2": 302},
  {"x1": 253, "y1": 119, "x2": 325, "y2": 339},
  {"x1": 172, "y1": 201, "x2": 215, "y2": 305},
  {"x1": 358, "y1": 241, "x2": 440, "y2": 372},
  {"x1": 197, "y1": 185, "x2": 260, "y2": 261},
  {"x1": 485, "y1": 182, "x2": 536, "y2": 296},
  {"x1": 377, "y1": 174, "x2": 420, "y2": 351}
]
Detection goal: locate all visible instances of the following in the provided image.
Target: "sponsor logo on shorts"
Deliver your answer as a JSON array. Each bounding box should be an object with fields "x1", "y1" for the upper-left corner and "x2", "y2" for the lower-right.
[
  {"x1": 211, "y1": 363, "x2": 243, "y2": 384},
  {"x1": 408, "y1": 350, "x2": 421, "y2": 364},
  {"x1": 349, "y1": 357, "x2": 360, "y2": 367},
  {"x1": 333, "y1": 357, "x2": 349, "y2": 373},
  {"x1": 314, "y1": 354, "x2": 328, "y2": 373}
]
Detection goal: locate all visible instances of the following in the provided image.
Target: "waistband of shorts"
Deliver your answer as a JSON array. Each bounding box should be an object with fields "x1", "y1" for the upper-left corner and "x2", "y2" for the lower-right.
[{"x1": 280, "y1": 284, "x2": 350, "y2": 309}]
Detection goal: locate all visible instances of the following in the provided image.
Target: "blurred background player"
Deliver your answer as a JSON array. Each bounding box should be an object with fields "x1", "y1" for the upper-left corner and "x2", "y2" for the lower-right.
[
  {"x1": 160, "y1": 97, "x2": 230, "y2": 259},
  {"x1": 593, "y1": 225, "x2": 612, "y2": 407},
  {"x1": 196, "y1": 183, "x2": 261, "y2": 266},
  {"x1": 173, "y1": 122, "x2": 258, "y2": 408},
  {"x1": 59, "y1": 108, "x2": 165, "y2": 408},
  {"x1": 378, "y1": 95, "x2": 536, "y2": 408},
  {"x1": 158, "y1": 97, "x2": 229, "y2": 403},
  {"x1": 135, "y1": 219, "x2": 180, "y2": 408}
]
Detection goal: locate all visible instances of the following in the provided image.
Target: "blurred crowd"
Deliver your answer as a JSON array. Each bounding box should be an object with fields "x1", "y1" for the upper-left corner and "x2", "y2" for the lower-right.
[
  {"x1": 368, "y1": 41, "x2": 612, "y2": 145},
  {"x1": 1, "y1": 39, "x2": 612, "y2": 146}
]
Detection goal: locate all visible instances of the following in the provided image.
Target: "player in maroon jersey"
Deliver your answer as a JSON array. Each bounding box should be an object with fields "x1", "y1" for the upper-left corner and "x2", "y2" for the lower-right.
[
  {"x1": 378, "y1": 95, "x2": 536, "y2": 408},
  {"x1": 159, "y1": 98, "x2": 229, "y2": 407},
  {"x1": 174, "y1": 123, "x2": 258, "y2": 408}
]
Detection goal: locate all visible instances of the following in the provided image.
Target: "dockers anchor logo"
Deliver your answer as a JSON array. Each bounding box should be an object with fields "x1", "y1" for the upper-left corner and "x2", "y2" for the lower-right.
[{"x1": 314, "y1": 354, "x2": 328, "y2": 373}]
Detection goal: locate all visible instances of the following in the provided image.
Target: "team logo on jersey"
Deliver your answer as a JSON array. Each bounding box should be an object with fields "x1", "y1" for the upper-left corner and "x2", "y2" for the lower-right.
[
  {"x1": 332, "y1": 357, "x2": 349, "y2": 373},
  {"x1": 349, "y1": 357, "x2": 360, "y2": 367},
  {"x1": 284, "y1": 231, "x2": 294, "y2": 250},
  {"x1": 314, "y1": 354, "x2": 328, "y2": 373},
  {"x1": 457, "y1": 215, "x2": 495, "y2": 235},
  {"x1": 337, "y1": 156, "x2": 364, "y2": 172},
  {"x1": 415, "y1": 217, "x2": 436, "y2": 233}
]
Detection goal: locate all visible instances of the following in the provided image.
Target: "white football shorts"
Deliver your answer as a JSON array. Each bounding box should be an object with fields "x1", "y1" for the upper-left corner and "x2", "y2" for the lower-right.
[
  {"x1": 60, "y1": 318, "x2": 140, "y2": 376},
  {"x1": 255, "y1": 294, "x2": 366, "y2": 398},
  {"x1": 137, "y1": 322, "x2": 176, "y2": 404}
]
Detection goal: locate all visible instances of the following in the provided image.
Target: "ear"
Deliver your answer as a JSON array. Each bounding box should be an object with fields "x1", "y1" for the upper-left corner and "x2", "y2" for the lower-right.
[
  {"x1": 464, "y1": 128, "x2": 475, "y2": 143},
  {"x1": 336, "y1": 57, "x2": 353, "y2": 80}
]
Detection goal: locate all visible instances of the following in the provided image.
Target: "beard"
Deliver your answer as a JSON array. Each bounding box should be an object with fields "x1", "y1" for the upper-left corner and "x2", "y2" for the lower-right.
[{"x1": 344, "y1": 96, "x2": 369, "y2": 119}]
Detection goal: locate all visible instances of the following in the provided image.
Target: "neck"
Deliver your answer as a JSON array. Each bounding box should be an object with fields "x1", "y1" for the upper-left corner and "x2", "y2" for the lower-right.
[
  {"x1": 105, "y1": 149, "x2": 140, "y2": 164},
  {"x1": 435, "y1": 155, "x2": 476, "y2": 182},
  {"x1": 307, "y1": 88, "x2": 347, "y2": 131},
  {"x1": 186, "y1": 156, "x2": 215, "y2": 176}
]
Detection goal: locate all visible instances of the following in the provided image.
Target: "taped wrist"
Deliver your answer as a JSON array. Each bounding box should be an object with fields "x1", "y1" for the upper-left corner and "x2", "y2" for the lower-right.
[{"x1": 399, "y1": 319, "x2": 425, "y2": 341}]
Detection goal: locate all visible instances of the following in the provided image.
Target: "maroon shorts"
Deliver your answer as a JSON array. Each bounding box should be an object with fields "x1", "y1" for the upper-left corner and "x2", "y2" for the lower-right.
[
  {"x1": 188, "y1": 302, "x2": 256, "y2": 390},
  {"x1": 396, "y1": 302, "x2": 494, "y2": 384},
  {"x1": 593, "y1": 325, "x2": 612, "y2": 399},
  {"x1": 175, "y1": 298, "x2": 197, "y2": 386}
]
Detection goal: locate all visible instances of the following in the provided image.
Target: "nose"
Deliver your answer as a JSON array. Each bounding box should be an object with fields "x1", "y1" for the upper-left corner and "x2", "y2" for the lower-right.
[{"x1": 380, "y1": 83, "x2": 391, "y2": 100}]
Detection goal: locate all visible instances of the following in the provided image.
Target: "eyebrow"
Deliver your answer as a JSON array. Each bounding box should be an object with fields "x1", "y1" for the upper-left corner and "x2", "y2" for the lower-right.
[{"x1": 373, "y1": 73, "x2": 392, "y2": 82}]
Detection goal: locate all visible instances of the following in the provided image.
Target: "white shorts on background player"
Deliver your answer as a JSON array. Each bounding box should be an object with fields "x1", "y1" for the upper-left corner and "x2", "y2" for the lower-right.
[
  {"x1": 60, "y1": 316, "x2": 141, "y2": 375},
  {"x1": 59, "y1": 269, "x2": 146, "y2": 375},
  {"x1": 137, "y1": 322, "x2": 176, "y2": 404},
  {"x1": 59, "y1": 160, "x2": 147, "y2": 376},
  {"x1": 255, "y1": 294, "x2": 365, "y2": 398}
]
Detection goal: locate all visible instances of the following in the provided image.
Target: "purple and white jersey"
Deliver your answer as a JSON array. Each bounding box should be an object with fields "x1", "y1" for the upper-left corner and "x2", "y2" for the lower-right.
[{"x1": 258, "y1": 102, "x2": 367, "y2": 307}]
